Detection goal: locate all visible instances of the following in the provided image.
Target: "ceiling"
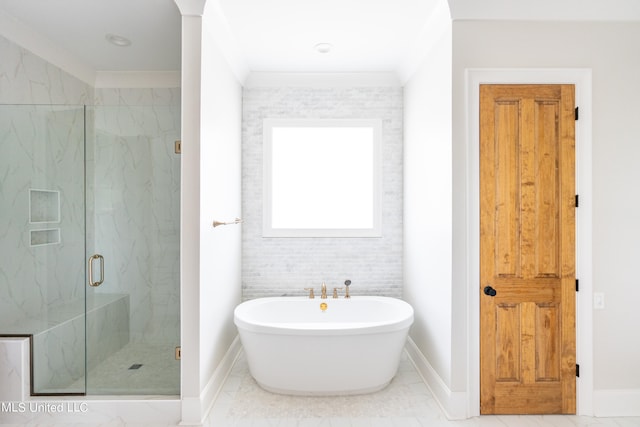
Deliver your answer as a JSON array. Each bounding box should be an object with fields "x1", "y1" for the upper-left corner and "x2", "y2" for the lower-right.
[
  {"x1": 0, "y1": 0, "x2": 182, "y2": 72},
  {"x1": 218, "y1": 0, "x2": 439, "y2": 74},
  {"x1": 1, "y1": 0, "x2": 639, "y2": 81}
]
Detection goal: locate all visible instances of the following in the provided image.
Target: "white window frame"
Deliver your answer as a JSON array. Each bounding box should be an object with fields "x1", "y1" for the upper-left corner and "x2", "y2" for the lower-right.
[{"x1": 263, "y1": 118, "x2": 382, "y2": 238}]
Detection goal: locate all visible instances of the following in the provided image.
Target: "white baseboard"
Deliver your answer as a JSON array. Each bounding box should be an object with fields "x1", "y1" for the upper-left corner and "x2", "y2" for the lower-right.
[
  {"x1": 180, "y1": 396, "x2": 204, "y2": 426},
  {"x1": 593, "y1": 389, "x2": 640, "y2": 417},
  {"x1": 405, "y1": 339, "x2": 640, "y2": 418},
  {"x1": 405, "y1": 337, "x2": 468, "y2": 420},
  {"x1": 180, "y1": 335, "x2": 242, "y2": 425}
]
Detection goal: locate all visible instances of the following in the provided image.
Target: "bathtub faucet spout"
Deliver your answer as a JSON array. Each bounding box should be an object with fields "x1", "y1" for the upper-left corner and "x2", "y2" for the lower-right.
[{"x1": 321, "y1": 282, "x2": 327, "y2": 299}]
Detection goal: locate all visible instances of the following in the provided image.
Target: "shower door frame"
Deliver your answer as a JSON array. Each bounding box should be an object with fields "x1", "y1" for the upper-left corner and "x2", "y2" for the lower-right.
[{"x1": 84, "y1": 103, "x2": 181, "y2": 396}]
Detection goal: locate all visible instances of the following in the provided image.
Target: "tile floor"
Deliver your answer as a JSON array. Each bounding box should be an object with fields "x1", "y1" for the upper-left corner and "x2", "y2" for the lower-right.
[
  {"x1": 70, "y1": 342, "x2": 180, "y2": 395},
  {"x1": 3, "y1": 350, "x2": 638, "y2": 426},
  {"x1": 203, "y1": 351, "x2": 640, "y2": 427}
]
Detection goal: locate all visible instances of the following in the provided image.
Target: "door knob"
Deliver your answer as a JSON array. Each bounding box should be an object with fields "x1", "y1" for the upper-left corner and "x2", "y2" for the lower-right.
[{"x1": 484, "y1": 286, "x2": 497, "y2": 297}]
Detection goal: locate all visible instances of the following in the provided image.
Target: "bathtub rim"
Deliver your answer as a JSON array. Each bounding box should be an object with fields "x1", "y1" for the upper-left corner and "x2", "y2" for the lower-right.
[{"x1": 234, "y1": 295, "x2": 414, "y2": 336}]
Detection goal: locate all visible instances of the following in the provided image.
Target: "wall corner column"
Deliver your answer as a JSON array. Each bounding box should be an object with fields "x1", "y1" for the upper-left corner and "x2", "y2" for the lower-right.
[{"x1": 175, "y1": 0, "x2": 205, "y2": 424}]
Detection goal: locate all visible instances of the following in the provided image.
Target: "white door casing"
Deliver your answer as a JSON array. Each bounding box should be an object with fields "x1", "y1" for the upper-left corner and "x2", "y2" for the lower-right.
[{"x1": 464, "y1": 68, "x2": 593, "y2": 417}]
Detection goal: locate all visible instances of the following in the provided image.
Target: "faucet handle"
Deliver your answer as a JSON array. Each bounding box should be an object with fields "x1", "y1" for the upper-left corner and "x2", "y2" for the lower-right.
[
  {"x1": 332, "y1": 287, "x2": 343, "y2": 299},
  {"x1": 304, "y1": 288, "x2": 315, "y2": 299}
]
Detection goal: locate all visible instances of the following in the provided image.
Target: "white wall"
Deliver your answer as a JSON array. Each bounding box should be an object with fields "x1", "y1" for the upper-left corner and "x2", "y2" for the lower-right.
[
  {"x1": 402, "y1": 0, "x2": 459, "y2": 417},
  {"x1": 199, "y1": 3, "x2": 242, "y2": 394},
  {"x1": 177, "y1": 0, "x2": 242, "y2": 423},
  {"x1": 452, "y1": 20, "x2": 640, "y2": 415},
  {"x1": 404, "y1": 22, "x2": 453, "y2": 380}
]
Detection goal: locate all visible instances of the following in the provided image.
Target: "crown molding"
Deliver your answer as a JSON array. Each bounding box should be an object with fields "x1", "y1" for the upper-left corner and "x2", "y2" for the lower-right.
[{"x1": 244, "y1": 72, "x2": 401, "y2": 88}]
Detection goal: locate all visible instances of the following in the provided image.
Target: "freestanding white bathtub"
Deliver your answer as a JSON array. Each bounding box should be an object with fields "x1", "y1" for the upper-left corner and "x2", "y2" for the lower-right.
[{"x1": 234, "y1": 296, "x2": 414, "y2": 395}]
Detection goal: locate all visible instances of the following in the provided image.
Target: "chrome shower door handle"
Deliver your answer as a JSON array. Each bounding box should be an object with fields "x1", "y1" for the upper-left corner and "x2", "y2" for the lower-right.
[{"x1": 88, "y1": 254, "x2": 104, "y2": 287}]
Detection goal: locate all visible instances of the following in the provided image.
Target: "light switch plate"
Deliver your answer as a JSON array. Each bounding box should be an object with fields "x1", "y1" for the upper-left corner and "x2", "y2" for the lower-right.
[{"x1": 593, "y1": 292, "x2": 605, "y2": 310}]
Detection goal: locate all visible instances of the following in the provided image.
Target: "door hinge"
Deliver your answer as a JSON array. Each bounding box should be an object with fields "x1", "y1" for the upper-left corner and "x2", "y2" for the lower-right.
[
  {"x1": 175, "y1": 346, "x2": 181, "y2": 360},
  {"x1": 576, "y1": 364, "x2": 580, "y2": 377},
  {"x1": 575, "y1": 194, "x2": 579, "y2": 207},
  {"x1": 576, "y1": 279, "x2": 579, "y2": 292},
  {"x1": 175, "y1": 140, "x2": 182, "y2": 154},
  {"x1": 575, "y1": 106, "x2": 579, "y2": 121}
]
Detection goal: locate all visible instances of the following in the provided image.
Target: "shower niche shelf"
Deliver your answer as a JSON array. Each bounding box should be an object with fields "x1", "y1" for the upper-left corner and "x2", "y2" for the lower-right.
[
  {"x1": 29, "y1": 189, "x2": 60, "y2": 223},
  {"x1": 30, "y1": 228, "x2": 61, "y2": 247}
]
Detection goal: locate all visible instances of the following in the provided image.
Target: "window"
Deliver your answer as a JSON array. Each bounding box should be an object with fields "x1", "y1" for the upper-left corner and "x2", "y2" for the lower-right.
[{"x1": 263, "y1": 118, "x2": 382, "y2": 237}]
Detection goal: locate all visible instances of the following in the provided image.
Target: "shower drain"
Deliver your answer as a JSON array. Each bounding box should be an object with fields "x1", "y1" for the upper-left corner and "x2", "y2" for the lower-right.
[{"x1": 128, "y1": 363, "x2": 143, "y2": 370}]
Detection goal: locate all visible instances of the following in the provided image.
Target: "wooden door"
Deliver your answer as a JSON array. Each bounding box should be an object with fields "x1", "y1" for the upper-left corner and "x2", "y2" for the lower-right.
[{"x1": 479, "y1": 84, "x2": 576, "y2": 414}]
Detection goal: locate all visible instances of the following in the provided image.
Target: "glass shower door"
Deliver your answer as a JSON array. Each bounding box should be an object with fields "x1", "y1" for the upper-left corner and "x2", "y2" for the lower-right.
[
  {"x1": 0, "y1": 104, "x2": 87, "y2": 395},
  {"x1": 84, "y1": 104, "x2": 181, "y2": 395}
]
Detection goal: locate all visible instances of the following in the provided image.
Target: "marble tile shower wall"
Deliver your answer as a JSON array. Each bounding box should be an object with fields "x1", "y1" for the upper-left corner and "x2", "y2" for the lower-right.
[
  {"x1": 0, "y1": 35, "x2": 93, "y2": 105},
  {"x1": 242, "y1": 86, "x2": 403, "y2": 299},
  {"x1": 0, "y1": 35, "x2": 92, "y2": 327}
]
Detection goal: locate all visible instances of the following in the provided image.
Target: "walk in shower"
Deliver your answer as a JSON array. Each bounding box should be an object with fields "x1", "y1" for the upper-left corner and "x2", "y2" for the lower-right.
[{"x1": 0, "y1": 103, "x2": 180, "y2": 395}]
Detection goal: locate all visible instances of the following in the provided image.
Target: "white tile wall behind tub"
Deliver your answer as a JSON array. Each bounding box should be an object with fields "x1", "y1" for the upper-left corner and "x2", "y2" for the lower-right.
[{"x1": 242, "y1": 86, "x2": 403, "y2": 299}]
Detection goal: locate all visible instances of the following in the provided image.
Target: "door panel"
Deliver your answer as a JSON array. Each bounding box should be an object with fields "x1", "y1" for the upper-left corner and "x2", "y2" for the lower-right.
[{"x1": 480, "y1": 84, "x2": 576, "y2": 414}]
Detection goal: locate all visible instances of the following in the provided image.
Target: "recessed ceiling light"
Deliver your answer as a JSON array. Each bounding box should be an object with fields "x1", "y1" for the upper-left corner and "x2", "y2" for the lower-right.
[
  {"x1": 314, "y1": 43, "x2": 333, "y2": 54},
  {"x1": 105, "y1": 33, "x2": 132, "y2": 47}
]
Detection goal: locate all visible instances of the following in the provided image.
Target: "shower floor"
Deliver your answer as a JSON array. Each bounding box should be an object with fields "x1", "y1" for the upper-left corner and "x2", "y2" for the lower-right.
[{"x1": 70, "y1": 342, "x2": 180, "y2": 395}]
